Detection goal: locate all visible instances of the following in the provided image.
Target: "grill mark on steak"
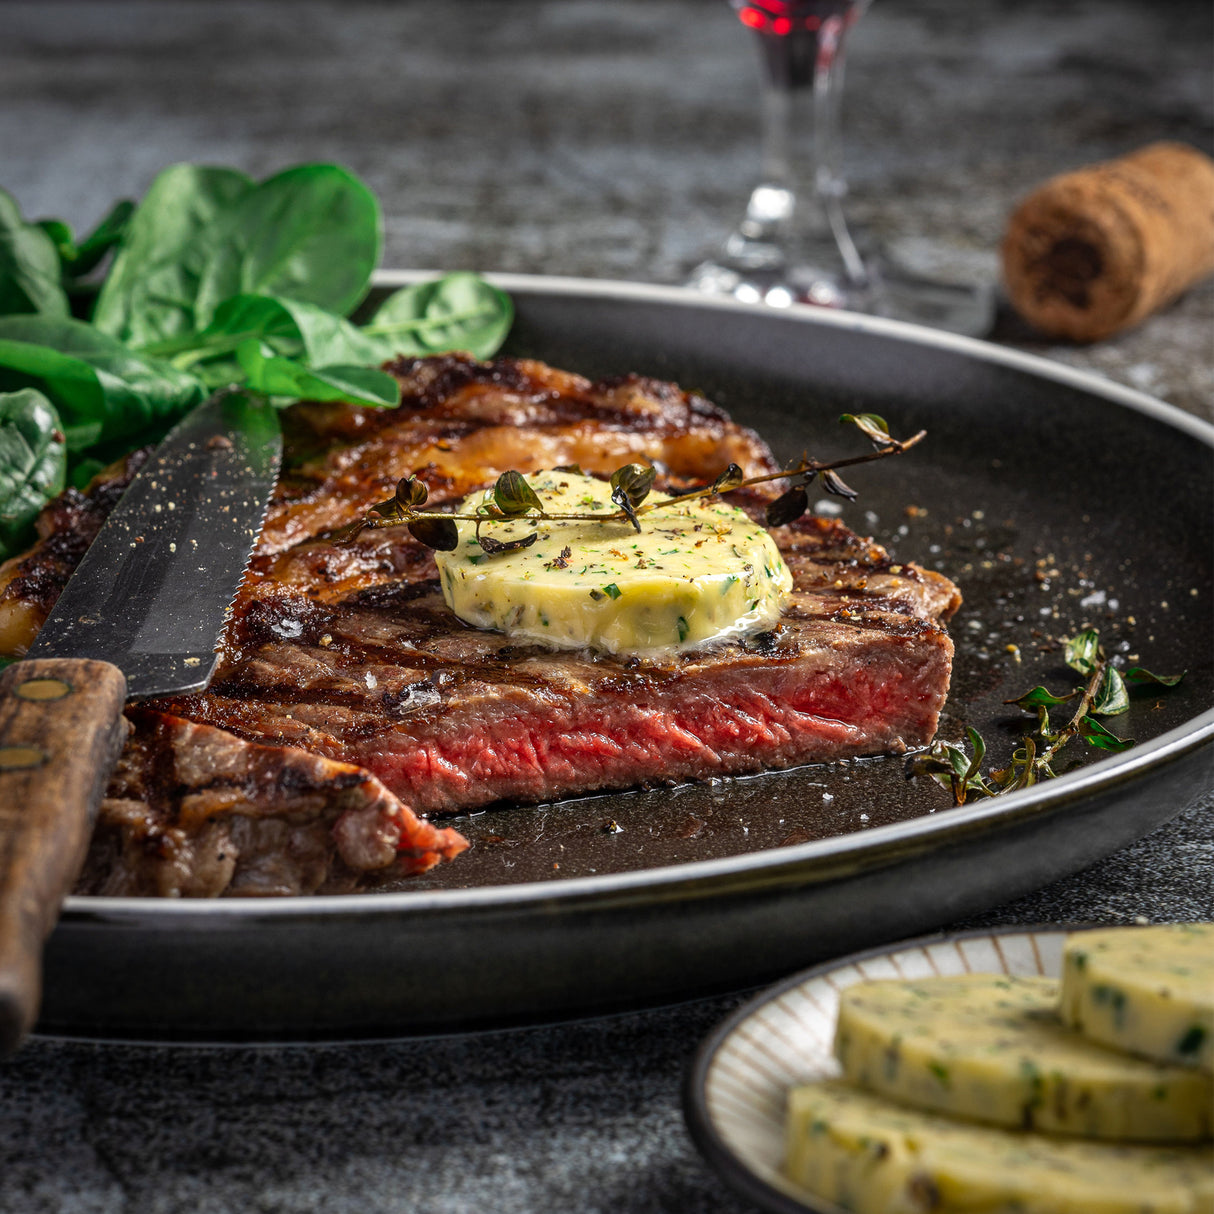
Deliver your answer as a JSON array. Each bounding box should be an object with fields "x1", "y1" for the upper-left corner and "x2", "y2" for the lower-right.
[
  {"x1": 2, "y1": 354, "x2": 960, "y2": 895},
  {"x1": 212, "y1": 577, "x2": 940, "y2": 711}
]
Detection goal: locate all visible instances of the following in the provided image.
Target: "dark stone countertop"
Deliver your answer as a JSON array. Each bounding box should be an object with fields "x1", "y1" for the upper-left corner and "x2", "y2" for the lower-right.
[{"x1": 1, "y1": 3, "x2": 1210, "y2": 1211}]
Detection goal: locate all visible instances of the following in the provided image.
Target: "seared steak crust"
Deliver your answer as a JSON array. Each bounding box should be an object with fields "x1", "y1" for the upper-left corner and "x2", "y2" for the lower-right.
[
  {"x1": 76, "y1": 709, "x2": 468, "y2": 897},
  {"x1": 262, "y1": 354, "x2": 779, "y2": 563},
  {"x1": 0, "y1": 449, "x2": 151, "y2": 657},
  {"x1": 0, "y1": 355, "x2": 959, "y2": 896}
]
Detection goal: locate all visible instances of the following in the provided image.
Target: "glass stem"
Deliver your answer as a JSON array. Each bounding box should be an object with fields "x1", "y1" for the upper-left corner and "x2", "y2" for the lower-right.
[
  {"x1": 727, "y1": 11, "x2": 869, "y2": 290},
  {"x1": 814, "y1": 17, "x2": 868, "y2": 286}
]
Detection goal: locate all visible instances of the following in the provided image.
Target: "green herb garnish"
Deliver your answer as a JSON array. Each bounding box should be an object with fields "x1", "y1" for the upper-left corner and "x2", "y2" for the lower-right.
[
  {"x1": 338, "y1": 414, "x2": 924, "y2": 550},
  {"x1": 0, "y1": 165, "x2": 513, "y2": 556},
  {"x1": 907, "y1": 629, "x2": 1184, "y2": 804}
]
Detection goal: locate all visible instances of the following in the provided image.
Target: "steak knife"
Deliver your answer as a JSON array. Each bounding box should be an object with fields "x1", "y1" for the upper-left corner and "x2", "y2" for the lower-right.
[{"x1": 0, "y1": 390, "x2": 281, "y2": 1053}]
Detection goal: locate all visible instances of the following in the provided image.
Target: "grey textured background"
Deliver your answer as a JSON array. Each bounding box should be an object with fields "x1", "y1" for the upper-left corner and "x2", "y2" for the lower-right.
[{"x1": 1, "y1": 2, "x2": 1211, "y2": 1211}]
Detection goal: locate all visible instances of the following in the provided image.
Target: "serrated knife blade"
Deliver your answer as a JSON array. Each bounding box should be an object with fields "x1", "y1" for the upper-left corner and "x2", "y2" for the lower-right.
[
  {"x1": 0, "y1": 390, "x2": 282, "y2": 1052},
  {"x1": 27, "y1": 390, "x2": 281, "y2": 693}
]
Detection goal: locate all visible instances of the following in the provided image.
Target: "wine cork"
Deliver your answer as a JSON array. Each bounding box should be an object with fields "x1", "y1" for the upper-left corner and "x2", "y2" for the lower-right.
[{"x1": 1001, "y1": 142, "x2": 1214, "y2": 342}]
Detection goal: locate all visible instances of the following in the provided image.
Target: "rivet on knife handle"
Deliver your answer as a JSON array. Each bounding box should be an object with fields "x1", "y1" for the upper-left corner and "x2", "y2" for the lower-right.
[{"x1": 0, "y1": 657, "x2": 128, "y2": 1055}]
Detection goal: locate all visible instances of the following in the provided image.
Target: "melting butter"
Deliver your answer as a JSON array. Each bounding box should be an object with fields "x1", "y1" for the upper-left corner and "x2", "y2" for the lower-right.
[{"x1": 434, "y1": 471, "x2": 792, "y2": 656}]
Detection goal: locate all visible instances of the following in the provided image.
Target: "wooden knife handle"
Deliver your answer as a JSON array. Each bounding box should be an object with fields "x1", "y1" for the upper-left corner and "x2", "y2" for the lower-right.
[{"x1": 0, "y1": 657, "x2": 128, "y2": 1054}]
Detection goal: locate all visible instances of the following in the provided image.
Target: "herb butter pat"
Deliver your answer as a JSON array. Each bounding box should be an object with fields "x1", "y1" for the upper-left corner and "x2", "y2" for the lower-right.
[
  {"x1": 785, "y1": 1081, "x2": 1214, "y2": 1214},
  {"x1": 834, "y1": 974, "x2": 1212, "y2": 1141},
  {"x1": 1061, "y1": 924, "x2": 1214, "y2": 1072},
  {"x1": 434, "y1": 470, "x2": 793, "y2": 655}
]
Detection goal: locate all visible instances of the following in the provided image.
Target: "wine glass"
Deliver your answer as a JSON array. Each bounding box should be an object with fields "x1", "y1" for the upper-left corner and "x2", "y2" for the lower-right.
[{"x1": 687, "y1": 0, "x2": 993, "y2": 335}]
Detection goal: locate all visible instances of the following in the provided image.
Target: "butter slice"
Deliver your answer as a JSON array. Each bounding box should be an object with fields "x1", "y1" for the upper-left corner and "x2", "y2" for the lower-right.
[
  {"x1": 1061, "y1": 925, "x2": 1214, "y2": 1073},
  {"x1": 785, "y1": 1081, "x2": 1214, "y2": 1214},
  {"x1": 434, "y1": 471, "x2": 792, "y2": 655},
  {"x1": 834, "y1": 974, "x2": 1212, "y2": 1142}
]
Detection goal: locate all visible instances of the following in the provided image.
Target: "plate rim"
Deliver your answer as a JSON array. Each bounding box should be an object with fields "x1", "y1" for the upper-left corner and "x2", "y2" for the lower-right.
[
  {"x1": 681, "y1": 921, "x2": 1110, "y2": 1214},
  {"x1": 376, "y1": 270, "x2": 1214, "y2": 444},
  {"x1": 60, "y1": 272, "x2": 1214, "y2": 923},
  {"x1": 62, "y1": 708, "x2": 1214, "y2": 922}
]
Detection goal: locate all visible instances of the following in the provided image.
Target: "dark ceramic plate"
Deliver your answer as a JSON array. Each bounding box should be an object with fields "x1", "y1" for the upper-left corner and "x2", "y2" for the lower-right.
[{"x1": 39, "y1": 274, "x2": 1214, "y2": 1042}]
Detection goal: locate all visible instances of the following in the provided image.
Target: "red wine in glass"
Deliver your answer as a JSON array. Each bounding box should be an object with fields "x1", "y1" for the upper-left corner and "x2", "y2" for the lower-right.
[{"x1": 734, "y1": 0, "x2": 863, "y2": 90}]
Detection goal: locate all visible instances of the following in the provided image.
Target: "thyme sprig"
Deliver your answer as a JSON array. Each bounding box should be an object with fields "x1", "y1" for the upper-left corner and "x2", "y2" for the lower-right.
[
  {"x1": 335, "y1": 412, "x2": 924, "y2": 553},
  {"x1": 906, "y1": 629, "x2": 1184, "y2": 805}
]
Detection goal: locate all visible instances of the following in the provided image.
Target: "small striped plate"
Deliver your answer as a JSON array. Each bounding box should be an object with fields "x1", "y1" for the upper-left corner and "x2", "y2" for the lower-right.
[{"x1": 683, "y1": 926, "x2": 1075, "y2": 1214}]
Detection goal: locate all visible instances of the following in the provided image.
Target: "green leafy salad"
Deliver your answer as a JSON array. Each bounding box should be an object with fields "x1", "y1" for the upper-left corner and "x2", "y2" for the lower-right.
[{"x1": 0, "y1": 162, "x2": 513, "y2": 560}]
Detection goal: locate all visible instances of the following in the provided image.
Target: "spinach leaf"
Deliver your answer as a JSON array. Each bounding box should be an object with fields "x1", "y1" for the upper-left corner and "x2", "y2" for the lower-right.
[
  {"x1": 364, "y1": 272, "x2": 513, "y2": 359},
  {"x1": 92, "y1": 164, "x2": 254, "y2": 344},
  {"x1": 192, "y1": 164, "x2": 381, "y2": 330},
  {"x1": 0, "y1": 388, "x2": 67, "y2": 557},
  {"x1": 0, "y1": 189, "x2": 70, "y2": 319},
  {"x1": 0, "y1": 166, "x2": 514, "y2": 500},
  {"x1": 187, "y1": 292, "x2": 385, "y2": 368},
  {"x1": 236, "y1": 340, "x2": 398, "y2": 408},
  {"x1": 96, "y1": 164, "x2": 380, "y2": 352},
  {"x1": 38, "y1": 200, "x2": 135, "y2": 280},
  {"x1": 35, "y1": 220, "x2": 75, "y2": 267},
  {"x1": 165, "y1": 273, "x2": 512, "y2": 373},
  {"x1": 0, "y1": 316, "x2": 203, "y2": 451},
  {"x1": 67, "y1": 456, "x2": 107, "y2": 491}
]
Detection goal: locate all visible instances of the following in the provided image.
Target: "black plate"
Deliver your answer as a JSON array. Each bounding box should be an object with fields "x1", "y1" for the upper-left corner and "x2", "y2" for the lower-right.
[{"x1": 39, "y1": 275, "x2": 1214, "y2": 1042}]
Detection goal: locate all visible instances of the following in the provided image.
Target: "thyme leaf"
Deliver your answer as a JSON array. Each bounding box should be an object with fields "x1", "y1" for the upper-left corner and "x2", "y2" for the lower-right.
[
  {"x1": 1008, "y1": 686, "x2": 1075, "y2": 710},
  {"x1": 611, "y1": 483, "x2": 643, "y2": 533},
  {"x1": 1091, "y1": 666, "x2": 1129, "y2": 716},
  {"x1": 493, "y1": 470, "x2": 542, "y2": 517},
  {"x1": 407, "y1": 516, "x2": 458, "y2": 550},
  {"x1": 396, "y1": 474, "x2": 429, "y2": 509},
  {"x1": 610, "y1": 462, "x2": 657, "y2": 508},
  {"x1": 839, "y1": 413, "x2": 893, "y2": 446},
  {"x1": 1077, "y1": 713, "x2": 1135, "y2": 752},
  {"x1": 821, "y1": 469, "x2": 858, "y2": 500},
  {"x1": 609, "y1": 463, "x2": 657, "y2": 533},
  {"x1": 1065, "y1": 628, "x2": 1101, "y2": 676},
  {"x1": 712, "y1": 463, "x2": 745, "y2": 493},
  {"x1": 1125, "y1": 666, "x2": 1185, "y2": 687},
  {"x1": 766, "y1": 485, "x2": 809, "y2": 528}
]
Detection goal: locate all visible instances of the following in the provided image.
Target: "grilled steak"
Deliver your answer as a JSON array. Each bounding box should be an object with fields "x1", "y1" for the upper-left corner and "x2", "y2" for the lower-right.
[
  {"x1": 0, "y1": 354, "x2": 959, "y2": 896},
  {"x1": 162, "y1": 513, "x2": 958, "y2": 817}
]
